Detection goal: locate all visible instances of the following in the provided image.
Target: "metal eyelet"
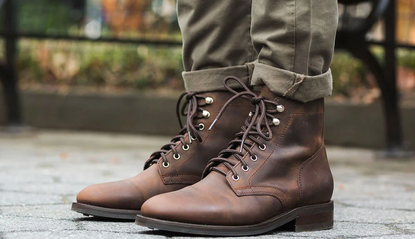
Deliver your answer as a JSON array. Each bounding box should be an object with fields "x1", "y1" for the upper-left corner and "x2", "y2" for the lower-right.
[
  {"x1": 259, "y1": 144, "x2": 267, "y2": 151},
  {"x1": 191, "y1": 135, "x2": 197, "y2": 141},
  {"x1": 198, "y1": 123, "x2": 205, "y2": 131},
  {"x1": 162, "y1": 162, "x2": 169, "y2": 168},
  {"x1": 232, "y1": 175, "x2": 240, "y2": 181},
  {"x1": 182, "y1": 144, "x2": 190, "y2": 151},
  {"x1": 173, "y1": 154, "x2": 180, "y2": 160},
  {"x1": 250, "y1": 155, "x2": 258, "y2": 161},
  {"x1": 205, "y1": 97, "x2": 214, "y2": 104},
  {"x1": 202, "y1": 110, "x2": 210, "y2": 118},
  {"x1": 242, "y1": 165, "x2": 249, "y2": 172},
  {"x1": 272, "y1": 118, "x2": 280, "y2": 126},
  {"x1": 277, "y1": 105, "x2": 285, "y2": 113}
]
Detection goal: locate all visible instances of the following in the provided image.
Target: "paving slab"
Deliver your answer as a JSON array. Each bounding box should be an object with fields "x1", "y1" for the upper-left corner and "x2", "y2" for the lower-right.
[{"x1": 1, "y1": 130, "x2": 415, "y2": 239}]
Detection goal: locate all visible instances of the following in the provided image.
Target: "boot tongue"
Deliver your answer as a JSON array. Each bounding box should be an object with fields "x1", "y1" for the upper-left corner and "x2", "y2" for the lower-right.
[{"x1": 213, "y1": 87, "x2": 277, "y2": 175}]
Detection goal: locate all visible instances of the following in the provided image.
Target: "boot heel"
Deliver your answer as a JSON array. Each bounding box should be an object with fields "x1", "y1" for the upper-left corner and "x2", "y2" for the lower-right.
[{"x1": 294, "y1": 210, "x2": 333, "y2": 232}]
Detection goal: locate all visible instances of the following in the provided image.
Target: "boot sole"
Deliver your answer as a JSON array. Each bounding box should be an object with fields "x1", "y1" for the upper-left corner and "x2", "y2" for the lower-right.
[
  {"x1": 71, "y1": 202, "x2": 140, "y2": 221},
  {"x1": 135, "y1": 201, "x2": 333, "y2": 236}
]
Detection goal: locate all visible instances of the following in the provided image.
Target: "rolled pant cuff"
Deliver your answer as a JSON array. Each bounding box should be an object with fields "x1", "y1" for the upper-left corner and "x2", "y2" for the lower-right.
[
  {"x1": 183, "y1": 65, "x2": 250, "y2": 92},
  {"x1": 251, "y1": 62, "x2": 333, "y2": 102}
]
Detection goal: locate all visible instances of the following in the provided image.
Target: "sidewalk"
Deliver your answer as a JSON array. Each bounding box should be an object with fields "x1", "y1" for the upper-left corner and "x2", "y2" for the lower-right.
[{"x1": 0, "y1": 130, "x2": 414, "y2": 239}]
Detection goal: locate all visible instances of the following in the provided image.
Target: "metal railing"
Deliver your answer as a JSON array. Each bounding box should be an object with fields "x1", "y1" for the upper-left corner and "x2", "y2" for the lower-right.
[
  {"x1": 0, "y1": 0, "x2": 181, "y2": 126},
  {"x1": 337, "y1": 0, "x2": 415, "y2": 155}
]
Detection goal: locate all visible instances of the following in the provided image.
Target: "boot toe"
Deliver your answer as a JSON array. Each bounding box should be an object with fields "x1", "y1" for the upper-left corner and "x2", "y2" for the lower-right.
[
  {"x1": 141, "y1": 191, "x2": 180, "y2": 216},
  {"x1": 141, "y1": 191, "x2": 200, "y2": 223},
  {"x1": 76, "y1": 180, "x2": 143, "y2": 210},
  {"x1": 76, "y1": 184, "x2": 106, "y2": 206},
  {"x1": 141, "y1": 174, "x2": 281, "y2": 226}
]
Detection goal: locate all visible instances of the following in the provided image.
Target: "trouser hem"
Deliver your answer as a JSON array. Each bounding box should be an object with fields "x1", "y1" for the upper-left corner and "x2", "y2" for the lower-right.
[
  {"x1": 183, "y1": 65, "x2": 250, "y2": 92},
  {"x1": 251, "y1": 62, "x2": 333, "y2": 102}
]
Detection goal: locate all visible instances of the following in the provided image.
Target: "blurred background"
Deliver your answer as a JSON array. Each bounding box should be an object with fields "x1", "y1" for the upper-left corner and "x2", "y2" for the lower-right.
[
  {"x1": 0, "y1": 0, "x2": 415, "y2": 152},
  {"x1": 1, "y1": 3, "x2": 414, "y2": 237}
]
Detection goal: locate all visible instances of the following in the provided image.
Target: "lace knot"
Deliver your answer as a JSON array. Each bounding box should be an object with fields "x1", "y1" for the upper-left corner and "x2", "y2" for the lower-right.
[
  {"x1": 251, "y1": 96, "x2": 264, "y2": 104},
  {"x1": 186, "y1": 92, "x2": 196, "y2": 99}
]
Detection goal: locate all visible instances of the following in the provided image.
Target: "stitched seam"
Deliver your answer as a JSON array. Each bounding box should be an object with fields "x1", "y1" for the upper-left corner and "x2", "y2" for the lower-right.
[
  {"x1": 284, "y1": 74, "x2": 306, "y2": 97},
  {"x1": 163, "y1": 174, "x2": 201, "y2": 177},
  {"x1": 229, "y1": 116, "x2": 292, "y2": 204},
  {"x1": 235, "y1": 186, "x2": 290, "y2": 205},
  {"x1": 291, "y1": 0, "x2": 296, "y2": 72},
  {"x1": 297, "y1": 143, "x2": 325, "y2": 204},
  {"x1": 164, "y1": 180, "x2": 195, "y2": 184},
  {"x1": 247, "y1": 0, "x2": 255, "y2": 63},
  {"x1": 238, "y1": 189, "x2": 286, "y2": 211}
]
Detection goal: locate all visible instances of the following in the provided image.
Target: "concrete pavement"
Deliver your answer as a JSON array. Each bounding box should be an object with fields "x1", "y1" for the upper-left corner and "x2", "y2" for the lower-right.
[{"x1": 0, "y1": 130, "x2": 414, "y2": 238}]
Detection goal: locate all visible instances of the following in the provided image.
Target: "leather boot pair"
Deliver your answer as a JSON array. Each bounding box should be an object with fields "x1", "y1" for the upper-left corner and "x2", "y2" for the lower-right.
[
  {"x1": 72, "y1": 90, "x2": 252, "y2": 220},
  {"x1": 136, "y1": 77, "x2": 334, "y2": 236}
]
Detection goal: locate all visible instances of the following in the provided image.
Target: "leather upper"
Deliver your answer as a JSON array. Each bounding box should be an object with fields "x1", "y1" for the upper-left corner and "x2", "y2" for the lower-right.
[
  {"x1": 76, "y1": 91, "x2": 253, "y2": 210},
  {"x1": 141, "y1": 86, "x2": 334, "y2": 225}
]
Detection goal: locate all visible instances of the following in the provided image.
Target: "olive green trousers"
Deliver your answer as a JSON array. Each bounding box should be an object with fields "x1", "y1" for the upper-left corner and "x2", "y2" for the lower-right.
[{"x1": 177, "y1": 0, "x2": 338, "y2": 102}]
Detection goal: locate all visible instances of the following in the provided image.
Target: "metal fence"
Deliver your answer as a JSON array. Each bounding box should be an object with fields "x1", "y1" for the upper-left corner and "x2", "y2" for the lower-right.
[{"x1": 0, "y1": 0, "x2": 181, "y2": 128}]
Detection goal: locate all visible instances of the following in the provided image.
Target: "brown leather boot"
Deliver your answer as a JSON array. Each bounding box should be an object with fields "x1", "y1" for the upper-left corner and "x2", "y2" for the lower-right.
[
  {"x1": 136, "y1": 78, "x2": 334, "y2": 236},
  {"x1": 71, "y1": 90, "x2": 252, "y2": 220}
]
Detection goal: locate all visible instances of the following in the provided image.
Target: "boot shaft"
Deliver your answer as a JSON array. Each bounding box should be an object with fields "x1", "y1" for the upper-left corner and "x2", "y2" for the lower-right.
[
  {"x1": 137, "y1": 81, "x2": 335, "y2": 232},
  {"x1": 223, "y1": 86, "x2": 333, "y2": 211}
]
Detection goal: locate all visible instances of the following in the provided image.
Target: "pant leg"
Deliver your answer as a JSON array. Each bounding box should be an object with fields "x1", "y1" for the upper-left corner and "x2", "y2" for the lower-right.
[
  {"x1": 177, "y1": 0, "x2": 255, "y2": 92},
  {"x1": 250, "y1": 0, "x2": 338, "y2": 102}
]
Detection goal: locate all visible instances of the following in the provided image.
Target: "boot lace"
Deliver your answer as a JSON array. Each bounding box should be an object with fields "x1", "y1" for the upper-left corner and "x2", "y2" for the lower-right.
[
  {"x1": 203, "y1": 77, "x2": 283, "y2": 179},
  {"x1": 144, "y1": 92, "x2": 210, "y2": 169}
]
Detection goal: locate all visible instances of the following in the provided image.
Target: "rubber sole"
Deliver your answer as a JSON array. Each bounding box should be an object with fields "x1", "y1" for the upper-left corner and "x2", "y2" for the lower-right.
[
  {"x1": 71, "y1": 202, "x2": 140, "y2": 221},
  {"x1": 135, "y1": 201, "x2": 333, "y2": 236}
]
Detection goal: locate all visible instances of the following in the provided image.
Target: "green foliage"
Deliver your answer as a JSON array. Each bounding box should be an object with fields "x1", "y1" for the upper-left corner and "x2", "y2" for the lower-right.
[
  {"x1": 16, "y1": 40, "x2": 184, "y2": 91},
  {"x1": 14, "y1": 39, "x2": 415, "y2": 96},
  {"x1": 331, "y1": 51, "x2": 367, "y2": 96},
  {"x1": 331, "y1": 48, "x2": 415, "y2": 98},
  {"x1": 17, "y1": 0, "x2": 76, "y2": 34},
  {"x1": 398, "y1": 49, "x2": 415, "y2": 69}
]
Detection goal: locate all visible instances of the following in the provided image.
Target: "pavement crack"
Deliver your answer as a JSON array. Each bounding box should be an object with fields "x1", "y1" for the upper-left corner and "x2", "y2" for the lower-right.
[
  {"x1": 386, "y1": 223, "x2": 413, "y2": 235},
  {"x1": 74, "y1": 221, "x2": 85, "y2": 231}
]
